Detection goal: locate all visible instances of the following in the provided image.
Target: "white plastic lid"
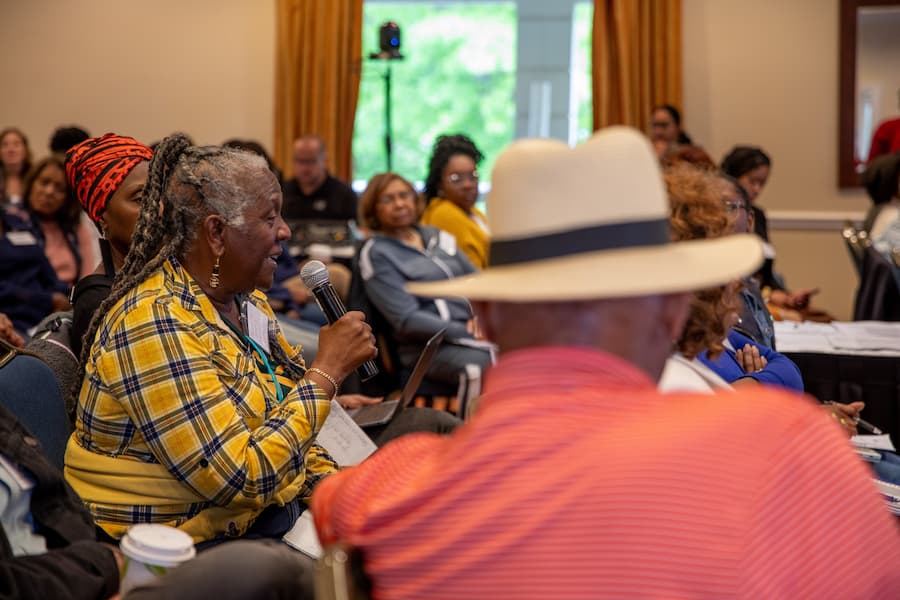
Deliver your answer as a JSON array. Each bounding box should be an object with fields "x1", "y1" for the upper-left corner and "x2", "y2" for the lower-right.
[{"x1": 120, "y1": 524, "x2": 197, "y2": 567}]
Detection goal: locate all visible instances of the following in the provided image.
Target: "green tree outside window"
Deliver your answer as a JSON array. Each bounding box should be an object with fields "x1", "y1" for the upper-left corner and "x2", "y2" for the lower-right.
[{"x1": 353, "y1": 3, "x2": 517, "y2": 190}]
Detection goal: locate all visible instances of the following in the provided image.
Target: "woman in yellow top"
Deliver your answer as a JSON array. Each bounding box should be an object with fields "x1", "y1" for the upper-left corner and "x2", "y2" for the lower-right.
[
  {"x1": 65, "y1": 134, "x2": 376, "y2": 546},
  {"x1": 420, "y1": 134, "x2": 490, "y2": 268}
]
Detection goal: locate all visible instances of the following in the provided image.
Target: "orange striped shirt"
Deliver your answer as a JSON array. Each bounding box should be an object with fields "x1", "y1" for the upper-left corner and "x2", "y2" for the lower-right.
[{"x1": 313, "y1": 347, "x2": 900, "y2": 599}]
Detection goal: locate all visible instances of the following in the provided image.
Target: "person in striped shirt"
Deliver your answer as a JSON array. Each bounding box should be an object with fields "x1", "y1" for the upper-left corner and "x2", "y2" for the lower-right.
[{"x1": 312, "y1": 127, "x2": 900, "y2": 599}]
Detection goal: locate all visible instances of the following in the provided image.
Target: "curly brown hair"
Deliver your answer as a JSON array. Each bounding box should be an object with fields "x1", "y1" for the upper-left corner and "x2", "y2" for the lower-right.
[{"x1": 666, "y1": 164, "x2": 739, "y2": 360}]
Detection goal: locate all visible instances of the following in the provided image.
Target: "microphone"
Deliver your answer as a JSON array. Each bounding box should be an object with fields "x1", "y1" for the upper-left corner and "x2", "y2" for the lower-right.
[{"x1": 300, "y1": 260, "x2": 379, "y2": 382}]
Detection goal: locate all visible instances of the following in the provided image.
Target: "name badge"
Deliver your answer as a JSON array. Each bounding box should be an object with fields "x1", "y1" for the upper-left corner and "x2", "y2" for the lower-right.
[
  {"x1": 244, "y1": 301, "x2": 271, "y2": 354},
  {"x1": 6, "y1": 231, "x2": 37, "y2": 246}
]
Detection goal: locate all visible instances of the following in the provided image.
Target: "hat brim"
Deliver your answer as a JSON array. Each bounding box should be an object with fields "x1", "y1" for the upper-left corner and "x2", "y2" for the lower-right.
[{"x1": 406, "y1": 234, "x2": 764, "y2": 302}]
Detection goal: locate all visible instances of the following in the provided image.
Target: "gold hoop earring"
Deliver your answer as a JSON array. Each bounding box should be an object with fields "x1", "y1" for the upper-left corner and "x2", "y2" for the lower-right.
[{"x1": 209, "y1": 256, "x2": 221, "y2": 289}]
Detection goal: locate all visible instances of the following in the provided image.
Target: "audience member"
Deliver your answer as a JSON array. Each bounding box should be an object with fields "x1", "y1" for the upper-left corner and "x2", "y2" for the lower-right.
[
  {"x1": 357, "y1": 172, "x2": 492, "y2": 386},
  {"x1": 66, "y1": 134, "x2": 376, "y2": 545},
  {"x1": 421, "y1": 133, "x2": 490, "y2": 268},
  {"x1": 0, "y1": 127, "x2": 32, "y2": 206},
  {"x1": 65, "y1": 133, "x2": 153, "y2": 358},
  {"x1": 0, "y1": 401, "x2": 321, "y2": 599},
  {"x1": 659, "y1": 165, "x2": 739, "y2": 392},
  {"x1": 49, "y1": 125, "x2": 90, "y2": 158},
  {"x1": 720, "y1": 174, "x2": 776, "y2": 348},
  {"x1": 23, "y1": 155, "x2": 95, "y2": 289},
  {"x1": 0, "y1": 205, "x2": 69, "y2": 336},
  {"x1": 862, "y1": 151, "x2": 900, "y2": 239},
  {"x1": 721, "y1": 145, "x2": 829, "y2": 321},
  {"x1": 649, "y1": 103, "x2": 693, "y2": 158},
  {"x1": 222, "y1": 137, "x2": 332, "y2": 328},
  {"x1": 282, "y1": 135, "x2": 356, "y2": 222},
  {"x1": 313, "y1": 127, "x2": 900, "y2": 598},
  {"x1": 661, "y1": 164, "x2": 801, "y2": 391}
]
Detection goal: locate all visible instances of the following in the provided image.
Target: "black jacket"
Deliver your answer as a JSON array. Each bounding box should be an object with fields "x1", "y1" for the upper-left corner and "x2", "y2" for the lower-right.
[{"x1": 0, "y1": 403, "x2": 118, "y2": 599}]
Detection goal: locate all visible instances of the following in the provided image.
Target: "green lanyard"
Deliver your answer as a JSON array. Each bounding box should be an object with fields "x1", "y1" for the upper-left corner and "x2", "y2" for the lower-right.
[
  {"x1": 245, "y1": 336, "x2": 284, "y2": 405},
  {"x1": 222, "y1": 312, "x2": 285, "y2": 405}
]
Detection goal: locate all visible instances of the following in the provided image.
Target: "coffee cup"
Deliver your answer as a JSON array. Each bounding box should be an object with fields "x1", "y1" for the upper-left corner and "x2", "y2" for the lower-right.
[{"x1": 119, "y1": 524, "x2": 196, "y2": 595}]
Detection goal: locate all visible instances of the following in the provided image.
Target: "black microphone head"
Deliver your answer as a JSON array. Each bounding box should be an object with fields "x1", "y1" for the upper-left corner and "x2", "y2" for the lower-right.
[{"x1": 300, "y1": 260, "x2": 330, "y2": 289}]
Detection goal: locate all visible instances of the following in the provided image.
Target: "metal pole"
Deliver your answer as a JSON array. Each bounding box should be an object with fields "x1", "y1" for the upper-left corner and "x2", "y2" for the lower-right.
[{"x1": 384, "y1": 61, "x2": 393, "y2": 172}]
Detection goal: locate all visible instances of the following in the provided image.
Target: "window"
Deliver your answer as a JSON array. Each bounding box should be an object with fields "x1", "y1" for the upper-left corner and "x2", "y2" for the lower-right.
[
  {"x1": 569, "y1": 2, "x2": 593, "y2": 145},
  {"x1": 353, "y1": 3, "x2": 517, "y2": 187}
]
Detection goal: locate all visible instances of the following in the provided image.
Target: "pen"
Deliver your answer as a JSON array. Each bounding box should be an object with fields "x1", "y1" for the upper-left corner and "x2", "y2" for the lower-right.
[
  {"x1": 825, "y1": 401, "x2": 883, "y2": 435},
  {"x1": 855, "y1": 416, "x2": 883, "y2": 435}
]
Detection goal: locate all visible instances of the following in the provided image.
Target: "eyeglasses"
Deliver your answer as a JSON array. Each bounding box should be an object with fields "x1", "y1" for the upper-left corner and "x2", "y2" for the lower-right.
[
  {"x1": 724, "y1": 200, "x2": 748, "y2": 213},
  {"x1": 377, "y1": 189, "x2": 416, "y2": 205},
  {"x1": 447, "y1": 171, "x2": 479, "y2": 185}
]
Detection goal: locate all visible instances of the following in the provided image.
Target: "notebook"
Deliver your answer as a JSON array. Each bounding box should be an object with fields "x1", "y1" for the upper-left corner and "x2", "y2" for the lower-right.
[{"x1": 347, "y1": 328, "x2": 446, "y2": 427}]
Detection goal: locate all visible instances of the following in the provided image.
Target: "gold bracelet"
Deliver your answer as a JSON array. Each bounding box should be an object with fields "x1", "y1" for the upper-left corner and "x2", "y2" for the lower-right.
[{"x1": 307, "y1": 367, "x2": 339, "y2": 398}]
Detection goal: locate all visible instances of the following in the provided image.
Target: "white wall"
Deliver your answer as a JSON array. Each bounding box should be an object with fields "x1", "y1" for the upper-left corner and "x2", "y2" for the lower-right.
[
  {"x1": 0, "y1": 0, "x2": 275, "y2": 151},
  {"x1": 683, "y1": 0, "x2": 869, "y2": 319}
]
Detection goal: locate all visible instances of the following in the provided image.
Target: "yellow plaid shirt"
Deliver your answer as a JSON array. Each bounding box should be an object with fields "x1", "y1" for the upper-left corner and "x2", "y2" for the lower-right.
[{"x1": 70, "y1": 256, "x2": 336, "y2": 538}]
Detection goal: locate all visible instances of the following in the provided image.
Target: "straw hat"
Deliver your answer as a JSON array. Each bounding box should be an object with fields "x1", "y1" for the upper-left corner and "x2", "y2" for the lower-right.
[{"x1": 407, "y1": 127, "x2": 763, "y2": 301}]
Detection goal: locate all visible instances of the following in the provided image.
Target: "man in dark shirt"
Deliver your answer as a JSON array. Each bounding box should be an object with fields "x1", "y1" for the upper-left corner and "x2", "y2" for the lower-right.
[{"x1": 282, "y1": 135, "x2": 357, "y2": 221}]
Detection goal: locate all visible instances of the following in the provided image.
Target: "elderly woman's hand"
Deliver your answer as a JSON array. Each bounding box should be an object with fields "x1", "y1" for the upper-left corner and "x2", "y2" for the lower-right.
[
  {"x1": 310, "y1": 311, "x2": 377, "y2": 386},
  {"x1": 824, "y1": 401, "x2": 864, "y2": 437},
  {"x1": 734, "y1": 343, "x2": 768, "y2": 374}
]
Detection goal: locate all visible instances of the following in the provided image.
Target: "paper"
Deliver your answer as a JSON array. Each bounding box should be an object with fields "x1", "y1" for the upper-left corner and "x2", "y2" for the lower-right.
[
  {"x1": 283, "y1": 511, "x2": 323, "y2": 559},
  {"x1": 244, "y1": 302, "x2": 271, "y2": 354},
  {"x1": 773, "y1": 320, "x2": 900, "y2": 356},
  {"x1": 851, "y1": 434, "x2": 897, "y2": 452},
  {"x1": 316, "y1": 400, "x2": 377, "y2": 466},
  {"x1": 872, "y1": 479, "x2": 900, "y2": 515}
]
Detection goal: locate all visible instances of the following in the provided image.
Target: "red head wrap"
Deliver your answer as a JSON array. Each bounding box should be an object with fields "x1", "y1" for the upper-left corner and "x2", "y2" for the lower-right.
[{"x1": 65, "y1": 133, "x2": 153, "y2": 223}]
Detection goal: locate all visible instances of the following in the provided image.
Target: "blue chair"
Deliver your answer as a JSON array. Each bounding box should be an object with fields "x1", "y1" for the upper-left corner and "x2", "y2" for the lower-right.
[{"x1": 0, "y1": 342, "x2": 71, "y2": 471}]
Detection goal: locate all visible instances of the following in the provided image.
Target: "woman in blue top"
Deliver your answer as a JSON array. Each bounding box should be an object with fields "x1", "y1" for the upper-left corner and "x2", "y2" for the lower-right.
[
  {"x1": 698, "y1": 328, "x2": 803, "y2": 392},
  {"x1": 0, "y1": 207, "x2": 69, "y2": 336}
]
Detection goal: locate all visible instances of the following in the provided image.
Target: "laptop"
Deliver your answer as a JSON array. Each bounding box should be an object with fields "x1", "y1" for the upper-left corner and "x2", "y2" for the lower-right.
[{"x1": 347, "y1": 328, "x2": 446, "y2": 428}]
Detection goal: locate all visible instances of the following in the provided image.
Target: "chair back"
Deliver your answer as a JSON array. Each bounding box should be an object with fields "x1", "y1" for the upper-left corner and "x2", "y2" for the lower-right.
[
  {"x1": 0, "y1": 340, "x2": 71, "y2": 470},
  {"x1": 842, "y1": 221, "x2": 872, "y2": 277},
  {"x1": 854, "y1": 245, "x2": 900, "y2": 321},
  {"x1": 346, "y1": 251, "x2": 402, "y2": 397},
  {"x1": 26, "y1": 311, "x2": 80, "y2": 420},
  {"x1": 346, "y1": 249, "x2": 460, "y2": 402}
]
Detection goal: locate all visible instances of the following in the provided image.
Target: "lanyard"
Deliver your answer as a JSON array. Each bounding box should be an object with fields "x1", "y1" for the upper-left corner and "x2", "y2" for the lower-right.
[
  {"x1": 221, "y1": 302, "x2": 285, "y2": 405},
  {"x1": 245, "y1": 335, "x2": 285, "y2": 404}
]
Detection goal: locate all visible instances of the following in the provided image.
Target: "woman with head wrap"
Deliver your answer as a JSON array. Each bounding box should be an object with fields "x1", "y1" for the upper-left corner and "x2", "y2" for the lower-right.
[{"x1": 66, "y1": 133, "x2": 153, "y2": 357}]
